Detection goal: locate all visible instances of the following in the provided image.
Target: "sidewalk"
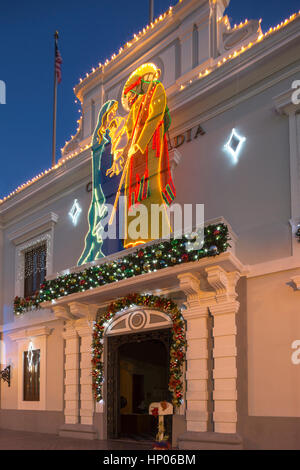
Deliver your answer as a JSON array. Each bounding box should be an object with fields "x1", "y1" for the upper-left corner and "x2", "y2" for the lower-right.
[{"x1": 0, "y1": 429, "x2": 153, "y2": 450}]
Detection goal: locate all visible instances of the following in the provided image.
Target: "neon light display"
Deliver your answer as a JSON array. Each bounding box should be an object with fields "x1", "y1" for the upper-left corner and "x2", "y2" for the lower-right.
[
  {"x1": 224, "y1": 128, "x2": 246, "y2": 163},
  {"x1": 78, "y1": 63, "x2": 176, "y2": 264},
  {"x1": 120, "y1": 63, "x2": 176, "y2": 248},
  {"x1": 69, "y1": 199, "x2": 82, "y2": 226},
  {"x1": 78, "y1": 101, "x2": 124, "y2": 265}
]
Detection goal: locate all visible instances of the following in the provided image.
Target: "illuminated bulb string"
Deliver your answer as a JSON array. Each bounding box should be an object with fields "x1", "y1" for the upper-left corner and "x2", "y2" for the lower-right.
[
  {"x1": 178, "y1": 11, "x2": 300, "y2": 91},
  {"x1": 1, "y1": 9, "x2": 300, "y2": 205}
]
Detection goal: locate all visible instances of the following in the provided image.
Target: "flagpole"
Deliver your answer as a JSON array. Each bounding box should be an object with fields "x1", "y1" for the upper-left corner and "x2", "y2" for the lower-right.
[
  {"x1": 149, "y1": 0, "x2": 154, "y2": 23},
  {"x1": 52, "y1": 31, "x2": 59, "y2": 168}
]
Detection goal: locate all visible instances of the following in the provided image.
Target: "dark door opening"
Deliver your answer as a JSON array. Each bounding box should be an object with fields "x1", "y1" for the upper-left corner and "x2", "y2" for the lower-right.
[{"x1": 107, "y1": 329, "x2": 172, "y2": 440}]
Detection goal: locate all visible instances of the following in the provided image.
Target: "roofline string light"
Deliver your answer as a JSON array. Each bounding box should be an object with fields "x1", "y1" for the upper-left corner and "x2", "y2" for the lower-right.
[
  {"x1": 179, "y1": 11, "x2": 300, "y2": 91},
  {"x1": 75, "y1": 5, "x2": 175, "y2": 88},
  {"x1": 1, "y1": 8, "x2": 300, "y2": 205}
]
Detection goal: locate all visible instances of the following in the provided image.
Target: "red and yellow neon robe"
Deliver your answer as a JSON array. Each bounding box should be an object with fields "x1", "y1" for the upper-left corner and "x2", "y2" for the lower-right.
[{"x1": 124, "y1": 82, "x2": 176, "y2": 248}]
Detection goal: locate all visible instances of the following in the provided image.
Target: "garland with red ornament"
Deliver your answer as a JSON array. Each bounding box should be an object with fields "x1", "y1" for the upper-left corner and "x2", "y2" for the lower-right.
[
  {"x1": 13, "y1": 223, "x2": 230, "y2": 315},
  {"x1": 92, "y1": 293, "x2": 186, "y2": 408}
]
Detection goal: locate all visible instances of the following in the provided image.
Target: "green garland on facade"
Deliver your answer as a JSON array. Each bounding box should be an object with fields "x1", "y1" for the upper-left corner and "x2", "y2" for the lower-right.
[
  {"x1": 14, "y1": 223, "x2": 230, "y2": 315},
  {"x1": 92, "y1": 293, "x2": 186, "y2": 407}
]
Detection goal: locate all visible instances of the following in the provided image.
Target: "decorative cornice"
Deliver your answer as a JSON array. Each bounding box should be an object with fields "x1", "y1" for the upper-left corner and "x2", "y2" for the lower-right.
[
  {"x1": 8, "y1": 326, "x2": 51, "y2": 342},
  {"x1": 206, "y1": 265, "x2": 240, "y2": 302},
  {"x1": 69, "y1": 302, "x2": 90, "y2": 319},
  {"x1": 169, "y1": 16, "x2": 300, "y2": 113},
  {"x1": 0, "y1": 6, "x2": 299, "y2": 211},
  {"x1": 73, "y1": 0, "x2": 205, "y2": 98},
  {"x1": 209, "y1": 300, "x2": 240, "y2": 316},
  {"x1": 274, "y1": 88, "x2": 300, "y2": 115},
  {"x1": 75, "y1": 319, "x2": 93, "y2": 338},
  {"x1": 52, "y1": 305, "x2": 74, "y2": 321},
  {"x1": 8, "y1": 212, "x2": 59, "y2": 245},
  {"x1": 178, "y1": 272, "x2": 214, "y2": 316},
  {"x1": 62, "y1": 323, "x2": 78, "y2": 340},
  {"x1": 52, "y1": 302, "x2": 98, "y2": 322}
]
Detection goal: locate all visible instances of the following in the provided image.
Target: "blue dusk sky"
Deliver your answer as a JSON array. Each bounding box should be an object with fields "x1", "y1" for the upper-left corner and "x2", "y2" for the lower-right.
[{"x1": 0, "y1": 0, "x2": 299, "y2": 199}]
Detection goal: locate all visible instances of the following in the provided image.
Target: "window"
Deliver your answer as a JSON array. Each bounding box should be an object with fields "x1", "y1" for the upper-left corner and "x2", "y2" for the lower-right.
[
  {"x1": 23, "y1": 348, "x2": 40, "y2": 401},
  {"x1": 192, "y1": 24, "x2": 199, "y2": 68},
  {"x1": 24, "y1": 244, "x2": 47, "y2": 298}
]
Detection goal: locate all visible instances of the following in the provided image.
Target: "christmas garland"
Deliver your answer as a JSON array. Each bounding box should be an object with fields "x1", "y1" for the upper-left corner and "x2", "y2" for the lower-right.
[
  {"x1": 14, "y1": 223, "x2": 230, "y2": 315},
  {"x1": 92, "y1": 293, "x2": 186, "y2": 407}
]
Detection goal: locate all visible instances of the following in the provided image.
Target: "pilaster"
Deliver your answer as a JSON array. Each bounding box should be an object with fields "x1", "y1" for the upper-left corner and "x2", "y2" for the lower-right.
[
  {"x1": 206, "y1": 265, "x2": 240, "y2": 434},
  {"x1": 178, "y1": 272, "x2": 214, "y2": 432},
  {"x1": 62, "y1": 322, "x2": 80, "y2": 425},
  {"x1": 76, "y1": 319, "x2": 94, "y2": 426},
  {"x1": 178, "y1": 23, "x2": 195, "y2": 75},
  {"x1": 274, "y1": 89, "x2": 300, "y2": 258}
]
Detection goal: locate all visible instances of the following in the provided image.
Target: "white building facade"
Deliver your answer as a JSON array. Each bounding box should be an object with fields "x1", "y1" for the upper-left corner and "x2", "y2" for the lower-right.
[{"x1": 0, "y1": 0, "x2": 300, "y2": 449}]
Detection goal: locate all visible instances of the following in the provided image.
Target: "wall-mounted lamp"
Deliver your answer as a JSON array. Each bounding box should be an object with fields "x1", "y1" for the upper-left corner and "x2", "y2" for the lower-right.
[
  {"x1": 0, "y1": 365, "x2": 11, "y2": 387},
  {"x1": 295, "y1": 224, "x2": 300, "y2": 243}
]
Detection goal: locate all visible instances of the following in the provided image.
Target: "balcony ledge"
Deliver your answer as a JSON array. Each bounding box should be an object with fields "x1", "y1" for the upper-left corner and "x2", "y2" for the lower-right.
[{"x1": 42, "y1": 251, "x2": 247, "y2": 313}]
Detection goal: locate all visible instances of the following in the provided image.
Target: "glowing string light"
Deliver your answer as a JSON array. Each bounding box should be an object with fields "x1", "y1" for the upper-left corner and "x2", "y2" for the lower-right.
[
  {"x1": 1, "y1": 8, "x2": 299, "y2": 206},
  {"x1": 28, "y1": 341, "x2": 34, "y2": 371}
]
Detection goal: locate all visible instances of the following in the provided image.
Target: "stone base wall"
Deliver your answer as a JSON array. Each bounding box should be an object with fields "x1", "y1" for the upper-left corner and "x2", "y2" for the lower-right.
[{"x1": 0, "y1": 410, "x2": 64, "y2": 435}]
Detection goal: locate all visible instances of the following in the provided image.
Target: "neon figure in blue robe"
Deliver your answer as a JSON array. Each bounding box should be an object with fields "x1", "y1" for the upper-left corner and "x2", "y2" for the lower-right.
[{"x1": 78, "y1": 100, "x2": 125, "y2": 266}]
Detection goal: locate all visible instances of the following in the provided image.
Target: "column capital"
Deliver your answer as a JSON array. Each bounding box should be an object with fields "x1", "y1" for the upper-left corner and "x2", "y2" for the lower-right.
[
  {"x1": 274, "y1": 88, "x2": 300, "y2": 116},
  {"x1": 205, "y1": 266, "x2": 240, "y2": 302},
  {"x1": 69, "y1": 302, "x2": 89, "y2": 319},
  {"x1": 62, "y1": 322, "x2": 78, "y2": 340},
  {"x1": 178, "y1": 272, "x2": 214, "y2": 316},
  {"x1": 178, "y1": 272, "x2": 201, "y2": 296},
  {"x1": 75, "y1": 318, "x2": 93, "y2": 338},
  {"x1": 209, "y1": 300, "x2": 240, "y2": 316},
  {"x1": 52, "y1": 305, "x2": 74, "y2": 321},
  {"x1": 69, "y1": 302, "x2": 98, "y2": 322}
]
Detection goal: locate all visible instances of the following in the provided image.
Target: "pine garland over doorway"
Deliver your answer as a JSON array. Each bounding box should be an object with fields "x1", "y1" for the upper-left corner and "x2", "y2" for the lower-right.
[{"x1": 92, "y1": 293, "x2": 186, "y2": 408}]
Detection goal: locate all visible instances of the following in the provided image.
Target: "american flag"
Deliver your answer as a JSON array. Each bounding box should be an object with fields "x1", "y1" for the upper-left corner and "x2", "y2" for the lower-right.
[{"x1": 55, "y1": 37, "x2": 62, "y2": 84}]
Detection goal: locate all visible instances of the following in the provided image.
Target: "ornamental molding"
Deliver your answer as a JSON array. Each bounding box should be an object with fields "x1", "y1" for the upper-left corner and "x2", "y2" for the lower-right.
[
  {"x1": 169, "y1": 21, "x2": 300, "y2": 114},
  {"x1": 209, "y1": 300, "x2": 240, "y2": 316},
  {"x1": 105, "y1": 307, "x2": 172, "y2": 337},
  {"x1": 43, "y1": 251, "x2": 245, "y2": 313},
  {"x1": 15, "y1": 231, "x2": 54, "y2": 298},
  {"x1": 206, "y1": 266, "x2": 240, "y2": 303},
  {"x1": 53, "y1": 302, "x2": 98, "y2": 322},
  {"x1": 62, "y1": 323, "x2": 78, "y2": 340},
  {"x1": 0, "y1": 147, "x2": 90, "y2": 219},
  {"x1": 69, "y1": 302, "x2": 98, "y2": 321},
  {"x1": 74, "y1": 0, "x2": 206, "y2": 98},
  {"x1": 274, "y1": 88, "x2": 300, "y2": 115},
  {"x1": 69, "y1": 302, "x2": 90, "y2": 319},
  {"x1": 0, "y1": 309, "x2": 56, "y2": 333},
  {"x1": 8, "y1": 326, "x2": 51, "y2": 342},
  {"x1": 8, "y1": 212, "x2": 59, "y2": 246},
  {"x1": 75, "y1": 319, "x2": 93, "y2": 338},
  {"x1": 52, "y1": 305, "x2": 74, "y2": 321},
  {"x1": 92, "y1": 294, "x2": 186, "y2": 407},
  {"x1": 178, "y1": 272, "x2": 201, "y2": 297},
  {"x1": 177, "y1": 272, "x2": 214, "y2": 317}
]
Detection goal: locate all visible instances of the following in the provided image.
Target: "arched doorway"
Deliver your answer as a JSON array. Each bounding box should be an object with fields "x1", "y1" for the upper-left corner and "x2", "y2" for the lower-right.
[{"x1": 106, "y1": 327, "x2": 172, "y2": 440}]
